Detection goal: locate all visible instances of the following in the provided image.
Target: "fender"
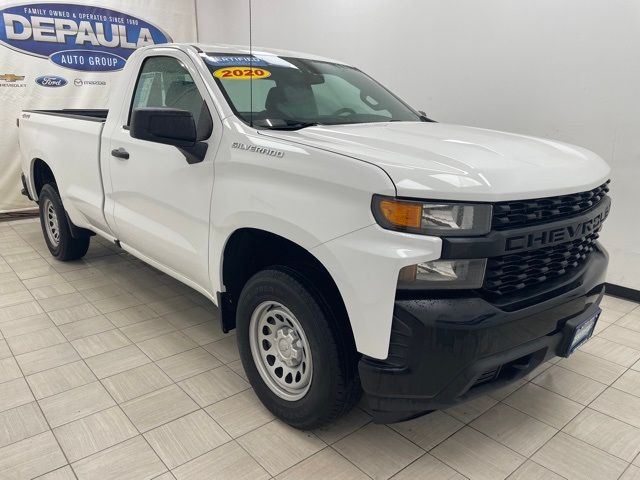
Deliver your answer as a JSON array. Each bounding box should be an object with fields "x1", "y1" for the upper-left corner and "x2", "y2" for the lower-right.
[{"x1": 210, "y1": 213, "x2": 348, "y2": 297}]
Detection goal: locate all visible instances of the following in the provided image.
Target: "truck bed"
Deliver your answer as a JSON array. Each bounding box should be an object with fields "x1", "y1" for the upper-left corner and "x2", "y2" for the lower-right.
[
  {"x1": 23, "y1": 109, "x2": 108, "y2": 123},
  {"x1": 19, "y1": 108, "x2": 111, "y2": 236}
]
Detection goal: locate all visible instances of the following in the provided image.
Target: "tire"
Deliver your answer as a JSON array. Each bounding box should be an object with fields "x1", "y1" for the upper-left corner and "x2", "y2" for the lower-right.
[
  {"x1": 38, "y1": 184, "x2": 90, "y2": 261},
  {"x1": 236, "y1": 267, "x2": 361, "y2": 429}
]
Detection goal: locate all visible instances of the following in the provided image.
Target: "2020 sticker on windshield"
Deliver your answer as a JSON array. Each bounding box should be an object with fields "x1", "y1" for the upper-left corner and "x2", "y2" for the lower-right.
[{"x1": 213, "y1": 67, "x2": 271, "y2": 80}]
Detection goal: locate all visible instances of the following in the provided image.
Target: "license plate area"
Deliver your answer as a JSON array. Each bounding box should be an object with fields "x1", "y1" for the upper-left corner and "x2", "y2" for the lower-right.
[{"x1": 562, "y1": 309, "x2": 600, "y2": 357}]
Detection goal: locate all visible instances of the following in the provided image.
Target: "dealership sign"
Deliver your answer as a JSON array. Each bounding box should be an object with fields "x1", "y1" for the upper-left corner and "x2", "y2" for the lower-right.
[{"x1": 0, "y1": 3, "x2": 171, "y2": 71}]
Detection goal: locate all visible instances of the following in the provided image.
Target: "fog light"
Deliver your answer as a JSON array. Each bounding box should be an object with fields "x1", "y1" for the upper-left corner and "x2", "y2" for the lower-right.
[{"x1": 398, "y1": 259, "x2": 487, "y2": 290}]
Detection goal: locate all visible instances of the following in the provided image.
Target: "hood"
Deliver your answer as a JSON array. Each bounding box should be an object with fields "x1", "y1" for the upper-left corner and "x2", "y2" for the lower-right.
[{"x1": 259, "y1": 122, "x2": 610, "y2": 201}]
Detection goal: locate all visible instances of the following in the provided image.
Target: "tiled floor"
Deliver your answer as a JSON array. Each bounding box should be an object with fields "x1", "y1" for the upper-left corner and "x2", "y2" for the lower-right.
[{"x1": 1, "y1": 218, "x2": 640, "y2": 480}]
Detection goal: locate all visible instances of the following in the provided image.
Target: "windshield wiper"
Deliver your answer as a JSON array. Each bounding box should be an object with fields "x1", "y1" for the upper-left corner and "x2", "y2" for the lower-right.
[{"x1": 258, "y1": 121, "x2": 320, "y2": 131}]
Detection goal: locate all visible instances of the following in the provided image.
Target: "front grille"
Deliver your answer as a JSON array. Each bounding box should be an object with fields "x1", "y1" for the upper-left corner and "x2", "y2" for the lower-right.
[
  {"x1": 492, "y1": 181, "x2": 610, "y2": 230},
  {"x1": 482, "y1": 232, "x2": 599, "y2": 297}
]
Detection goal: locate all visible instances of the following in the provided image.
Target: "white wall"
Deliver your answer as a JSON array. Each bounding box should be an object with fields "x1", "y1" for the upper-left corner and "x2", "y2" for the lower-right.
[{"x1": 197, "y1": 0, "x2": 640, "y2": 290}]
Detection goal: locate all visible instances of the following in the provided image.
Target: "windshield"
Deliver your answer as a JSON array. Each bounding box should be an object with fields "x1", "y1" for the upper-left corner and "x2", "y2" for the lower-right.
[{"x1": 204, "y1": 53, "x2": 422, "y2": 129}]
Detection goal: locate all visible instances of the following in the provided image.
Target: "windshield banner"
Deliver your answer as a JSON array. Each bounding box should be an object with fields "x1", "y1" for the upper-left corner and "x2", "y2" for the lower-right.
[{"x1": 0, "y1": 0, "x2": 196, "y2": 212}]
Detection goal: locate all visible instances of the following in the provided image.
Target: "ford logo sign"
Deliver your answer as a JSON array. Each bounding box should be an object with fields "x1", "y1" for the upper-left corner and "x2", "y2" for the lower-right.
[
  {"x1": 35, "y1": 75, "x2": 67, "y2": 87},
  {"x1": 0, "y1": 3, "x2": 172, "y2": 72}
]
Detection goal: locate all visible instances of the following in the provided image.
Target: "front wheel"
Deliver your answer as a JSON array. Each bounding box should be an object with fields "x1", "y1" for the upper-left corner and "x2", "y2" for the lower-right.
[
  {"x1": 236, "y1": 268, "x2": 360, "y2": 429},
  {"x1": 38, "y1": 184, "x2": 90, "y2": 261}
]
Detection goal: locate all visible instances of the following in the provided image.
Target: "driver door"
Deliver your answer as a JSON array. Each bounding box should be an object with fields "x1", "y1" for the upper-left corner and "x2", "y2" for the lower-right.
[{"x1": 107, "y1": 53, "x2": 216, "y2": 289}]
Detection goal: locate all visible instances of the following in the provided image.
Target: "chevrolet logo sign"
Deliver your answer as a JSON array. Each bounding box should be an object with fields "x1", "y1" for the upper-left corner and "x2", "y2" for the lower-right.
[{"x1": 0, "y1": 74, "x2": 25, "y2": 82}]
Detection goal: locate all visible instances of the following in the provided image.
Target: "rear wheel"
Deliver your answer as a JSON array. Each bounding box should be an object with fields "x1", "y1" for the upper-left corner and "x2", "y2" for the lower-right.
[
  {"x1": 236, "y1": 268, "x2": 360, "y2": 429},
  {"x1": 38, "y1": 184, "x2": 90, "y2": 261}
]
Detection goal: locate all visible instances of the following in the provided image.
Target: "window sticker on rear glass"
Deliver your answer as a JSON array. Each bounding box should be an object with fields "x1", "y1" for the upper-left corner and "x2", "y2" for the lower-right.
[
  {"x1": 205, "y1": 55, "x2": 269, "y2": 67},
  {"x1": 213, "y1": 67, "x2": 271, "y2": 80}
]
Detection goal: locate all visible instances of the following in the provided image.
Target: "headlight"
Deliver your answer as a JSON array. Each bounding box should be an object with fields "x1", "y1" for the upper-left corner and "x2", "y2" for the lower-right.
[
  {"x1": 372, "y1": 195, "x2": 492, "y2": 236},
  {"x1": 398, "y1": 259, "x2": 487, "y2": 290}
]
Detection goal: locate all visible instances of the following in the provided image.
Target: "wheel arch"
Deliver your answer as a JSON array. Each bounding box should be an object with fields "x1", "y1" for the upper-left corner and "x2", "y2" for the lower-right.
[
  {"x1": 31, "y1": 158, "x2": 56, "y2": 200},
  {"x1": 31, "y1": 159, "x2": 92, "y2": 239},
  {"x1": 218, "y1": 228, "x2": 355, "y2": 347}
]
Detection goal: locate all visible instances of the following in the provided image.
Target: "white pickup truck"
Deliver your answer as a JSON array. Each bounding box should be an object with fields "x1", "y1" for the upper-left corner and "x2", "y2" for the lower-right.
[{"x1": 18, "y1": 43, "x2": 611, "y2": 428}]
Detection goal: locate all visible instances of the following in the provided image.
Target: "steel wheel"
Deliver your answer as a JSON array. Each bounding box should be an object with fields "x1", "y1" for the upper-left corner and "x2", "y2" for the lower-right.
[
  {"x1": 43, "y1": 198, "x2": 60, "y2": 247},
  {"x1": 249, "y1": 300, "x2": 313, "y2": 401}
]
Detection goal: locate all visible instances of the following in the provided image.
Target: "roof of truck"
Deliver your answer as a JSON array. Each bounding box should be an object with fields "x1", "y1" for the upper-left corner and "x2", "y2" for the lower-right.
[{"x1": 164, "y1": 42, "x2": 348, "y2": 65}]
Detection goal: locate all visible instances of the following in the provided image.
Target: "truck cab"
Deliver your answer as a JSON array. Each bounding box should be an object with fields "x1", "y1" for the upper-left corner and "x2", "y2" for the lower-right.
[{"x1": 19, "y1": 43, "x2": 611, "y2": 427}]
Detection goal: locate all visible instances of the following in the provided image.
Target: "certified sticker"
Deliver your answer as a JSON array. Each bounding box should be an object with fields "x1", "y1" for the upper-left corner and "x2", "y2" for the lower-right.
[{"x1": 213, "y1": 67, "x2": 271, "y2": 80}]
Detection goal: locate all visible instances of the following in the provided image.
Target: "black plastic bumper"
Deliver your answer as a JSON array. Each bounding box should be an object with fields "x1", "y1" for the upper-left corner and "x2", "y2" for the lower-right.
[{"x1": 360, "y1": 246, "x2": 608, "y2": 424}]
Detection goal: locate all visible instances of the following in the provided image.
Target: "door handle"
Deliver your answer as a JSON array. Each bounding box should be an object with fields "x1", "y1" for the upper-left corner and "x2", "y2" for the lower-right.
[{"x1": 111, "y1": 147, "x2": 129, "y2": 160}]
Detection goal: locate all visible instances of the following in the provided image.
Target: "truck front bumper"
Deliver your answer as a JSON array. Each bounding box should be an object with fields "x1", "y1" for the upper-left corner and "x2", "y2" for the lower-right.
[{"x1": 360, "y1": 246, "x2": 608, "y2": 424}]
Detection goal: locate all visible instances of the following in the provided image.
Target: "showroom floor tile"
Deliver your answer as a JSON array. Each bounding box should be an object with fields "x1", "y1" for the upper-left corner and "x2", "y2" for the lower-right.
[{"x1": 1, "y1": 217, "x2": 640, "y2": 479}]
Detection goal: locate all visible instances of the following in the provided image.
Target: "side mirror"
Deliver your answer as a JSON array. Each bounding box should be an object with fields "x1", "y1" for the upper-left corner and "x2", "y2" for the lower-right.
[
  {"x1": 130, "y1": 108, "x2": 196, "y2": 147},
  {"x1": 130, "y1": 107, "x2": 208, "y2": 163}
]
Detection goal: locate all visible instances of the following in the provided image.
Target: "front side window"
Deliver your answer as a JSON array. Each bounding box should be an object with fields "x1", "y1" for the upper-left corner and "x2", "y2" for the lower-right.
[
  {"x1": 204, "y1": 53, "x2": 421, "y2": 129},
  {"x1": 130, "y1": 56, "x2": 211, "y2": 135}
]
